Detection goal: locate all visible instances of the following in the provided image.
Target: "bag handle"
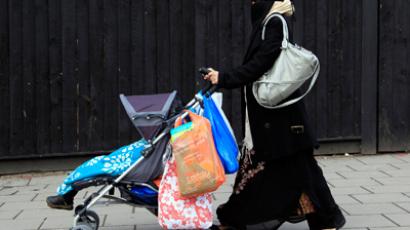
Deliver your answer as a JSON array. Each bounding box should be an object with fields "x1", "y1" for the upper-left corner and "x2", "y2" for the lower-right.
[
  {"x1": 262, "y1": 13, "x2": 289, "y2": 49},
  {"x1": 174, "y1": 110, "x2": 190, "y2": 127},
  {"x1": 174, "y1": 110, "x2": 203, "y2": 127},
  {"x1": 258, "y1": 13, "x2": 320, "y2": 109}
]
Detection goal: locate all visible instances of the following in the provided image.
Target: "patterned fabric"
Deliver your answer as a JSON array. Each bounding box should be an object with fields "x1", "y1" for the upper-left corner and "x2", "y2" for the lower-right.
[
  {"x1": 57, "y1": 139, "x2": 148, "y2": 195},
  {"x1": 234, "y1": 148, "x2": 265, "y2": 195},
  {"x1": 297, "y1": 193, "x2": 315, "y2": 215},
  {"x1": 158, "y1": 157, "x2": 213, "y2": 229}
]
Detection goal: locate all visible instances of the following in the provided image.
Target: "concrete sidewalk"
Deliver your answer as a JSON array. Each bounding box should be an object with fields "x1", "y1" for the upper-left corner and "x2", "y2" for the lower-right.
[{"x1": 1, "y1": 153, "x2": 410, "y2": 230}]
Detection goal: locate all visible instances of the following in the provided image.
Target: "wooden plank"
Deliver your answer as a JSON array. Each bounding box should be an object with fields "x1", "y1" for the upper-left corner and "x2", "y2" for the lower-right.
[
  {"x1": 103, "y1": 0, "x2": 119, "y2": 148},
  {"x1": 404, "y1": 1, "x2": 410, "y2": 152},
  {"x1": 129, "y1": 0, "x2": 145, "y2": 140},
  {"x1": 194, "y1": 0, "x2": 208, "y2": 91},
  {"x1": 181, "y1": 0, "x2": 196, "y2": 102},
  {"x1": 353, "y1": 0, "x2": 363, "y2": 137},
  {"x1": 76, "y1": 0, "x2": 91, "y2": 151},
  {"x1": 327, "y1": 0, "x2": 342, "y2": 138},
  {"x1": 9, "y1": 0, "x2": 25, "y2": 155},
  {"x1": 341, "y1": 0, "x2": 362, "y2": 138},
  {"x1": 377, "y1": 0, "x2": 392, "y2": 151},
  {"x1": 48, "y1": 0, "x2": 63, "y2": 153},
  {"x1": 361, "y1": 0, "x2": 378, "y2": 154},
  {"x1": 130, "y1": 0, "x2": 144, "y2": 95},
  {"x1": 314, "y1": 0, "x2": 328, "y2": 139},
  {"x1": 299, "y1": 0, "x2": 318, "y2": 139},
  {"x1": 118, "y1": 0, "x2": 132, "y2": 145},
  {"x1": 156, "y1": 0, "x2": 171, "y2": 93},
  {"x1": 292, "y1": 0, "x2": 304, "y2": 44},
  {"x1": 22, "y1": 0, "x2": 36, "y2": 155},
  {"x1": 0, "y1": 0, "x2": 10, "y2": 156},
  {"x1": 89, "y1": 0, "x2": 105, "y2": 149},
  {"x1": 35, "y1": 0, "x2": 50, "y2": 155},
  {"x1": 169, "y1": 0, "x2": 183, "y2": 94},
  {"x1": 230, "y1": 0, "x2": 247, "y2": 139},
  {"x1": 62, "y1": 0, "x2": 78, "y2": 153},
  {"x1": 143, "y1": 0, "x2": 157, "y2": 93},
  {"x1": 340, "y1": 0, "x2": 353, "y2": 137},
  {"x1": 217, "y1": 0, "x2": 233, "y2": 128}
]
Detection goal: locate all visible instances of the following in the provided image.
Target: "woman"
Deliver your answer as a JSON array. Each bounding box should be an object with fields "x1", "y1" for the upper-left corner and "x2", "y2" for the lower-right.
[{"x1": 204, "y1": 0, "x2": 346, "y2": 229}]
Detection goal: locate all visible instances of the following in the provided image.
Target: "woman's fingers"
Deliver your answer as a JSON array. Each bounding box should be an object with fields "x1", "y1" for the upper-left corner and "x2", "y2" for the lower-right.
[{"x1": 203, "y1": 68, "x2": 219, "y2": 84}]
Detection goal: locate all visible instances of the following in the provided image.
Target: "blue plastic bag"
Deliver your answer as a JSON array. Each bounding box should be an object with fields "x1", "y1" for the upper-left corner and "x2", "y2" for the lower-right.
[{"x1": 202, "y1": 95, "x2": 239, "y2": 174}]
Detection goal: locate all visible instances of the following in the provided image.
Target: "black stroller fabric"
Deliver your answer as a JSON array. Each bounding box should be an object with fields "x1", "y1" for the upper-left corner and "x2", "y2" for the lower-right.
[
  {"x1": 119, "y1": 91, "x2": 182, "y2": 183},
  {"x1": 122, "y1": 135, "x2": 171, "y2": 183}
]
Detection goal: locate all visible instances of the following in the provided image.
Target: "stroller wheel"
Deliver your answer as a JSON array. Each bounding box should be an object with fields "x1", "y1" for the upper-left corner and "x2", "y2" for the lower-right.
[{"x1": 73, "y1": 209, "x2": 100, "y2": 230}]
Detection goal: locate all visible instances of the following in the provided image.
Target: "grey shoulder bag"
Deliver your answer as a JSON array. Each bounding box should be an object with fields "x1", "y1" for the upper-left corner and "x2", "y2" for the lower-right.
[{"x1": 252, "y1": 13, "x2": 320, "y2": 109}]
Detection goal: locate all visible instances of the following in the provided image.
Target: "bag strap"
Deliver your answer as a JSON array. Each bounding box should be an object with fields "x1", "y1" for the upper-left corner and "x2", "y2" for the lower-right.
[
  {"x1": 258, "y1": 13, "x2": 320, "y2": 109},
  {"x1": 174, "y1": 110, "x2": 192, "y2": 127},
  {"x1": 262, "y1": 13, "x2": 289, "y2": 49}
]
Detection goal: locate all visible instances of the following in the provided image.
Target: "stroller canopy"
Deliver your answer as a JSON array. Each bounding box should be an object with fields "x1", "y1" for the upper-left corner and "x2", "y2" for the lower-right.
[{"x1": 120, "y1": 91, "x2": 177, "y2": 141}]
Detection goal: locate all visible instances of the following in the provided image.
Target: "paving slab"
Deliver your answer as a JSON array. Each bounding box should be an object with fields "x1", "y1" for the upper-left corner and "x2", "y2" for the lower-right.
[
  {"x1": 100, "y1": 225, "x2": 136, "y2": 230},
  {"x1": 0, "y1": 178, "x2": 31, "y2": 187},
  {"x1": 0, "y1": 193, "x2": 38, "y2": 203},
  {"x1": 0, "y1": 218, "x2": 44, "y2": 230},
  {"x1": 0, "y1": 187, "x2": 19, "y2": 196},
  {"x1": 104, "y1": 211, "x2": 157, "y2": 227},
  {"x1": 355, "y1": 155, "x2": 408, "y2": 165},
  {"x1": 328, "y1": 178, "x2": 382, "y2": 188},
  {"x1": 346, "y1": 163, "x2": 401, "y2": 172},
  {"x1": 28, "y1": 174, "x2": 68, "y2": 186},
  {"x1": 384, "y1": 214, "x2": 410, "y2": 226},
  {"x1": 364, "y1": 185, "x2": 410, "y2": 194},
  {"x1": 394, "y1": 202, "x2": 410, "y2": 213},
  {"x1": 136, "y1": 225, "x2": 161, "y2": 230},
  {"x1": 343, "y1": 215, "x2": 397, "y2": 228},
  {"x1": 375, "y1": 177, "x2": 410, "y2": 186},
  {"x1": 337, "y1": 171, "x2": 392, "y2": 179},
  {"x1": 370, "y1": 228, "x2": 410, "y2": 230},
  {"x1": 0, "y1": 209, "x2": 21, "y2": 220},
  {"x1": 329, "y1": 187, "x2": 372, "y2": 195},
  {"x1": 333, "y1": 195, "x2": 362, "y2": 204},
  {"x1": 40, "y1": 215, "x2": 77, "y2": 229},
  {"x1": 353, "y1": 193, "x2": 410, "y2": 204},
  {"x1": 0, "y1": 200, "x2": 49, "y2": 210},
  {"x1": 380, "y1": 169, "x2": 410, "y2": 177},
  {"x1": 341, "y1": 203, "x2": 406, "y2": 215},
  {"x1": 15, "y1": 208, "x2": 74, "y2": 220}
]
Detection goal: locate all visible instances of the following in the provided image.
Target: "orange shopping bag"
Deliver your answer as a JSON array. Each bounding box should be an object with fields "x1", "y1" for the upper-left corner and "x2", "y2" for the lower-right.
[{"x1": 171, "y1": 110, "x2": 225, "y2": 198}]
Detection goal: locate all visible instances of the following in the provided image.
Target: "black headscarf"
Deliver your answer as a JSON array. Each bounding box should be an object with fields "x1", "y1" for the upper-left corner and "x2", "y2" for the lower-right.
[{"x1": 251, "y1": 1, "x2": 275, "y2": 26}]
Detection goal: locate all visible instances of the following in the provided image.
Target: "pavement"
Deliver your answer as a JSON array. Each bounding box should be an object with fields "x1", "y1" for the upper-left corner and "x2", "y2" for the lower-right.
[{"x1": 1, "y1": 153, "x2": 410, "y2": 230}]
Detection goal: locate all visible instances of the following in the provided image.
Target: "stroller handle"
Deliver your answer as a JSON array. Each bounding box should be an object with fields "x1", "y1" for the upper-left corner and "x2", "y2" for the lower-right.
[{"x1": 198, "y1": 67, "x2": 219, "y2": 97}]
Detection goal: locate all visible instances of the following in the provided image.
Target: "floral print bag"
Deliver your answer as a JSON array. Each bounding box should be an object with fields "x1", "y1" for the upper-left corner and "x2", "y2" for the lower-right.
[{"x1": 158, "y1": 157, "x2": 213, "y2": 229}]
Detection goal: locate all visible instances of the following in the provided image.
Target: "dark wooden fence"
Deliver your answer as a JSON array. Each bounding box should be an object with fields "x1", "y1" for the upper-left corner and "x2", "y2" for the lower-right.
[{"x1": 0, "y1": 0, "x2": 409, "y2": 160}]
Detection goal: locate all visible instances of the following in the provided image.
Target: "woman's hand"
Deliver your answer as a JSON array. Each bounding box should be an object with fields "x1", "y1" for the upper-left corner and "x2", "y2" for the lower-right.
[{"x1": 204, "y1": 68, "x2": 219, "y2": 85}]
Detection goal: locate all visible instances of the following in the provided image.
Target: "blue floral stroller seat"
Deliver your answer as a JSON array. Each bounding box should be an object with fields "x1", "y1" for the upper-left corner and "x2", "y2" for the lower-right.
[{"x1": 57, "y1": 139, "x2": 149, "y2": 195}]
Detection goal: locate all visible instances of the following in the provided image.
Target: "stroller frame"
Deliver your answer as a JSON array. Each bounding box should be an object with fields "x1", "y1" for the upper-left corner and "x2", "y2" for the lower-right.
[{"x1": 71, "y1": 81, "x2": 217, "y2": 230}]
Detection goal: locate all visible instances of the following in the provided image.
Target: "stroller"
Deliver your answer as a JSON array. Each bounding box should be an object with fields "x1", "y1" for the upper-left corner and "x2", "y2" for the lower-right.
[{"x1": 68, "y1": 69, "x2": 217, "y2": 230}]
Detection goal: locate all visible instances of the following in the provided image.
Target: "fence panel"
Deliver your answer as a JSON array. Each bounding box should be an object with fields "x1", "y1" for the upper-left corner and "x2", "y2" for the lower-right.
[{"x1": 379, "y1": 0, "x2": 410, "y2": 152}]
